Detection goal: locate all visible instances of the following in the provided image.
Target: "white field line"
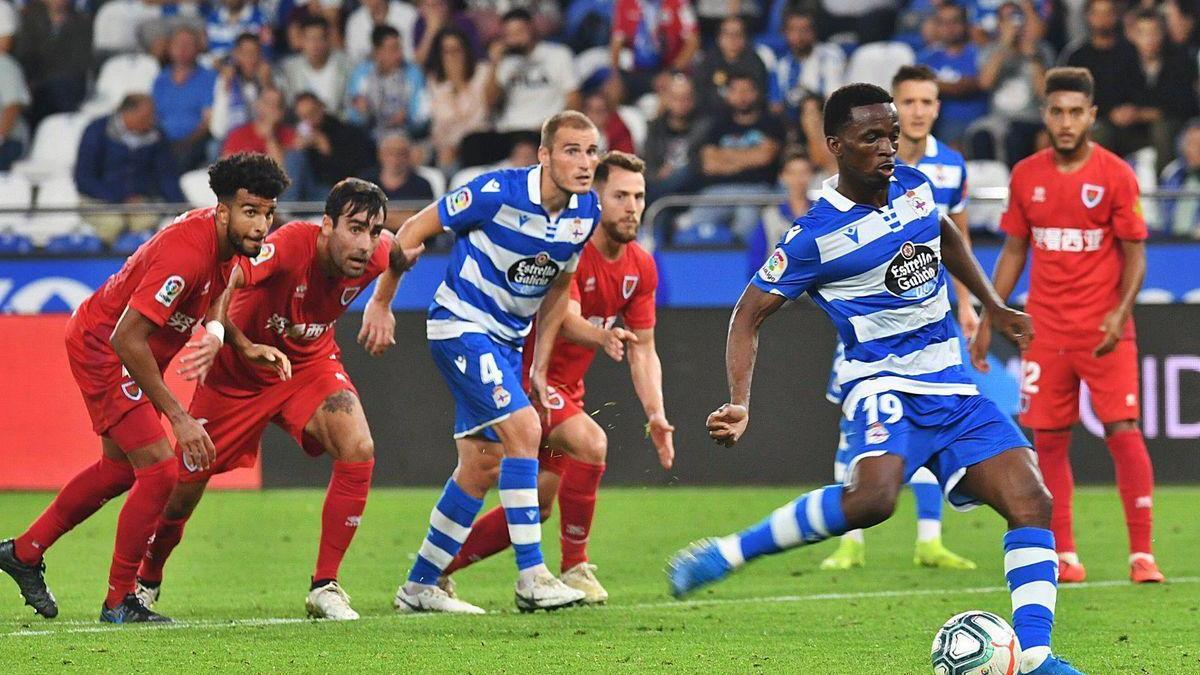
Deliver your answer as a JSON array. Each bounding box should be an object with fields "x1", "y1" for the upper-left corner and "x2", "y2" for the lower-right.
[{"x1": 4, "y1": 576, "x2": 1196, "y2": 637}]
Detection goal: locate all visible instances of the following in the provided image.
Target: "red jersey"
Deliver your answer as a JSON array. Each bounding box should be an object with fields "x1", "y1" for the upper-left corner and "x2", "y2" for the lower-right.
[
  {"x1": 67, "y1": 207, "x2": 238, "y2": 382},
  {"x1": 1000, "y1": 145, "x2": 1147, "y2": 350},
  {"x1": 213, "y1": 221, "x2": 391, "y2": 389},
  {"x1": 523, "y1": 241, "x2": 658, "y2": 398},
  {"x1": 613, "y1": 0, "x2": 698, "y2": 70}
]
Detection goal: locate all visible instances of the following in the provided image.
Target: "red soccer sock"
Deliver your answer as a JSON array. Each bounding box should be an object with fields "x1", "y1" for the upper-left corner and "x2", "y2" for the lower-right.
[
  {"x1": 312, "y1": 459, "x2": 374, "y2": 582},
  {"x1": 1034, "y1": 430, "x2": 1075, "y2": 554},
  {"x1": 14, "y1": 455, "x2": 135, "y2": 565},
  {"x1": 137, "y1": 515, "x2": 190, "y2": 585},
  {"x1": 1106, "y1": 429, "x2": 1155, "y2": 555},
  {"x1": 558, "y1": 457, "x2": 606, "y2": 572},
  {"x1": 444, "y1": 506, "x2": 510, "y2": 575},
  {"x1": 105, "y1": 458, "x2": 178, "y2": 609}
]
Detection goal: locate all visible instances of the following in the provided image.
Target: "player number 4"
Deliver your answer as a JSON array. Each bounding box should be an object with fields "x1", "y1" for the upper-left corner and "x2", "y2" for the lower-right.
[
  {"x1": 479, "y1": 352, "x2": 504, "y2": 385},
  {"x1": 863, "y1": 393, "x2": 903, "y2": 426}
]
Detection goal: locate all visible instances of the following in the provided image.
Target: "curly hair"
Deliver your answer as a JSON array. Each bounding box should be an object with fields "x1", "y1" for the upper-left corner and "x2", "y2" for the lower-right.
[{"x1": 207, "y1": 153, "x2": 290, "y2": 201}]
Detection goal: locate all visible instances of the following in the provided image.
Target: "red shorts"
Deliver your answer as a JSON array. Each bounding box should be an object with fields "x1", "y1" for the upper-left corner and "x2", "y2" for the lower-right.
[
  {"x1": 178, "y1": 359, "x2": 358, "y2": 482},
  {"x1": 65, "y1": 326, "x2": 166, "y2": 452},
  {"x1": 1019, "y1": 339, "x2": 1140, "y2": 429},
  {"x1": 537, "y1": 384, "x2": 586, "y2": 475}
]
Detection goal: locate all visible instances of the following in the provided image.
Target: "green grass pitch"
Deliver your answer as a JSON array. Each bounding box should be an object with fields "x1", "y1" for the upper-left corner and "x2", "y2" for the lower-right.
[{"x1": 1, "y1": 486, "x2": 1197, "y2": 673}]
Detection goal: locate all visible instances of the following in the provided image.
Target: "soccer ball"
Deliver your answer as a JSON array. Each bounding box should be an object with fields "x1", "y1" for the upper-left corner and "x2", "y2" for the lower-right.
[{"x1": 931, "y1": 611, "x2": 1021, "y2": 675}]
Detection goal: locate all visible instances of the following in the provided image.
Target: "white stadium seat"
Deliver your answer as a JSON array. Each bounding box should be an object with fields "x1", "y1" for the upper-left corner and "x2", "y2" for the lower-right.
[
  {"x1": 179, "y1": 168, "x2": 217, "y2": 208},
  {"x1": 449, "y1": 165, "x2": 489, "y2": 190},
  {"x1": 845, "y1": 41, "x2": 915, "y2": 91},
  {"x1": 82, "y1": 53, "x2": 161, "y2": 117},
  {"x1": 965, "y1": 160, "x2": 1011, "y2": 233},
  {"x1": 415, "y1": 165, "x2": 447, "y2": 199},
  {"x1": 10, "y1": 113, "x2": 93, "y2": 184},
  {"x1": 0, "y1": 173, "x2": 33, "y2": 230},
  {"x1": 27, "y1": 175, "x2": 85, "y2": 245},
  {"x1": 617, "y1": 105, "x2": 647, "y2": 155}
]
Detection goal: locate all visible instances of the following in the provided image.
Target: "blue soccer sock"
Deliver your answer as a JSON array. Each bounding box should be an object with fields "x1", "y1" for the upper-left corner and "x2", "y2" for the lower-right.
[
  {"x1": 499, "y1": 457, "x2": 545, "y2": 572},
  {"x1": 407, "y1": 478, "x2": 483, "y2": 586},
  {"x1": 715, "y1": 484, "x2": 849, "y2": 567},
  {"x1": 909, "y1": 468, "x2": 943, "y2": 542},
  {"x1": 1004, "y1": 527, "x2": 1058, "y2": 672}
]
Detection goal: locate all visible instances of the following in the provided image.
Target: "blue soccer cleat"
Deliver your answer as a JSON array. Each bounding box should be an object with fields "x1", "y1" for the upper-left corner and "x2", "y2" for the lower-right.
[
  {"x1": 99, "y1": 594, "x2": 172, "y2": 624},
  {"x1": 667, "y1": 538, "x2": 733, "y2": 598},
  {"x1": 1026, "y1": 655, "x2": 1084, "y2": 675}
]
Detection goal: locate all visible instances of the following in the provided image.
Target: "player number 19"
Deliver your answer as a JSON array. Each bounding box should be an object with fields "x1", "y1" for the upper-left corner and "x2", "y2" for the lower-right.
[{"x1": 863, "y1": 393, "x2": 903, "y2": 425}]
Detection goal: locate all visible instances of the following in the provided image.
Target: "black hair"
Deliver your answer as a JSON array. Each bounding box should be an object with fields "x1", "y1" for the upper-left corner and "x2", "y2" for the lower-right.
[
  {"x1": 425, "y1": 27, "x2": 477, "y2": 82},
  {"x1": 324, "y1": 177, "x2": 388, "y2": 225},
  {"x1": 233, "y1": 32, "x2": 259, "y2": 48},
  {"x1": 1044, "y1": 66, "x2": 1095, "y2": 99},
  {"x1": 822, "y1": 83, "x2": 893, "y2": 138},
  {"x1": 299, "y1": 15, "x2": 329, "y2": 32},
  {"x1": 938, "y1": 1, "x2": 968, "y2": 22},
  {"x1": 725, "y1": 68, "x2": 759, "y2": 89},
  {"x1": 208, "y1": 153, "x2": 290, "y2": 201},
  {"x1": 371, "y1": 24, "x2": 401, "y2": 50},
  {"x1": 501, "y1": 7, "x2": 533, "y2": 23},
  {"x1": 892, "y1": 64, "x2": 937, "y2": 89},
  {"x1": 294, "y1": 91, "x2": 324, "y2": 107}
]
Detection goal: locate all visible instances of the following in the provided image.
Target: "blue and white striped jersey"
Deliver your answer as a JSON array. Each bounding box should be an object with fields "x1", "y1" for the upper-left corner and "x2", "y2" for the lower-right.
[
  {"x1": 428, "y1": 165, "x2": 600, "y2": 346},
  {"x1": 903, "y1": 135, "x2": 968, "y2": 216},
  {"x1": 755, "y1": 165, "x2": 978, "y2": 416}
]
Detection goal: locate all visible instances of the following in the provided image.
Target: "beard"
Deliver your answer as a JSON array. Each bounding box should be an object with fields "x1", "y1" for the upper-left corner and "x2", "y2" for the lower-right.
[
  {"x1": 229, "y1": 228, "x2": 262, "y2": 257},
  {"x1": 603, "y1": 219, "x2": 638, "y2": 243}
]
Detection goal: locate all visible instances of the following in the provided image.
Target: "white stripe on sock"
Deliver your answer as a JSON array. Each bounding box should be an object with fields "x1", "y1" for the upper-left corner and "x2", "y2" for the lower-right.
[
  {"x1": 429, "y1": 509, "x2": 471, "y2": 543},
  {"x1": 805, "y1": 489, "x2": 828, "y2": 538},
  {"x1": 1010, "y1": 580, "x2": 1057, "y2": 613},
  {"x1": 499, "y1": 488, "x2": 539, "y2": 509},
  {"x1": 769, "y1": 500, "x2": 802, "y2": 548},
  {"x1": 916, "y1": 519, "x2": 941, "y2": 543},
  {"x1": 716, "y1": 535, "x2": 744, "y2": 567},
  {"x1": 1004, "y1": 547, "x2": 1058, "y2": 573},
  {"x1": 508, "y1": 523, "x2": 541, "y2": 546},
  {"x1": 417, "y1": 539, "x2": 454, "y2": 569}
]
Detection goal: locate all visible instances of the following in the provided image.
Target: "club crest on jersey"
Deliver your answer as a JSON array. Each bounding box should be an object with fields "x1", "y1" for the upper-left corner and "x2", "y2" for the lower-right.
[
  {"x1": 904, "y1": 189, "x2": 933, "y2": 218},
  {"x1": 492, "y1": 385, "x2": 511, "y2": 408},
  {"x1": 866, "y1": 422, "x2": 890, "y2": 445},
  {"x1": 341, "y1": 287, "x2": 362, "y2": 306},
  {"x1": 446, "y1": 187, "x2": 472, "y2": 216},
  {"x1": 1032, "y1": 186, "x2": 1046, "y2": 203},
  {"x1": 507, "y1": 251, "x2": 560, "y2": 294},
  {"x1": 622, "y1": 275, "x2": 639, "y2": 299},
  {"x1": 884, "y1": 241, "x2": 940, "y2": 299},
  {"x1": 250, "y1": 243, "x2": 275, "y2": 266},
  {"x1": 155, "y1": 275, "x2": 185, "y2": 307},
  {"x1": 1081, "y1": 183, "x2": 1104, "y2": 209},
  {"x1": 120, "y1": 379, "x2": 143, "y2": 401},
  {"x1": 758, "y1": 248, "x2": 788, "y2": 283},
  {"x1": 569, "y1": 218, "x2": 588, "y2": 243}
]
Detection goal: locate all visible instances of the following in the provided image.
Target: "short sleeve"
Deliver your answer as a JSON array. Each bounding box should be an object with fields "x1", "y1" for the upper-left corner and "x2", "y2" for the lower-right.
[
  {"x1": 240, "y1": 223, "x2": 300, "y2": 287},
  {"x1": 750, "y1": 232, "x2": 819, "y2": 301},
  {"x1": 437, "y1": 174, "x2": 501, "y2": 234},
  {"x1": 950, "y1": 160, "x2": 968, "y2": 214},
  {"x1": 622, "y1": 253, "x2": 658, "y2": 330},
  {"x1": 127, "y1": 242, "x2": 208, "y2": 327},
  {"x1": 999, "y1": 170, "x2": 1030, "y2": 238},
  {"x1": 569, "y1": 274, "x2": 583, "y2": 302},
  {"x1": 1112, "y1": 162, "x2": 1149, "y2": 241}
]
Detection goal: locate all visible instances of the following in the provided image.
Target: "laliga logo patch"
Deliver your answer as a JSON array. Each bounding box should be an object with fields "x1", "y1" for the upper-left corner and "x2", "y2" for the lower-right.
[
  {"x1": 884, "y1": 241, "x2": 939, "y2": 299},
  {"x1": 904, "y1": 189, "x2": 933, "y2": 218},
  {"x1": 154, "y1": 275, "x2": 185, "y2": 307},
  {"x1": 507, "y1": 251, "x2": 560, "y2": 295},
  {"x1": 446, "y1": 187, "x2": 472, "y2": 216},
  {"x1": 865, "y1": 422, "x2": 890, "y2": 445},
  {"x1": 341, "y1": 286, "x2": 362, "y2": 306},
  {"x1": 492, "y1": 385, "x2": 511, "y2": 408},
  {"x1": 250, "y1": 243, "x2": 275, "y2": 266},
  {"x1": 1081, "y1": 183, "x2": 1104, "y2": 209},
  {"x1": 758, "y1": 248, "x2": 787, "y2": 283},
  {"x1": 622, "y1": 274, "x2": 639, "y2": 299}
]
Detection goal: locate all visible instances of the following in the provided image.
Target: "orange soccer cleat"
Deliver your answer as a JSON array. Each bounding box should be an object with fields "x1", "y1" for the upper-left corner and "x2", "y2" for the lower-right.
[
  {"x1": 1130, "y1": 554, "x2": 1165, "y2": 584},
  {"x1": 1057, "y1": 554, "x2": 1087, "y2": 583}
]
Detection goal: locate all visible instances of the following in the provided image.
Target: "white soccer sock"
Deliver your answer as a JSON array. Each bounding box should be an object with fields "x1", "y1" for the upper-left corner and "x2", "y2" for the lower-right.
[
  {"x1": 1019, "y1": 646, "x2": 1051, "y2": 673},
  {"x1": 916, "y1": 518, "x2": 941, "y2": 543},
  {"x1": 517, "y1": 563, "x2": 552, "y2": 587},
  {"x1": 843, "y1": 529, "x2": 865, "y2": 544}
]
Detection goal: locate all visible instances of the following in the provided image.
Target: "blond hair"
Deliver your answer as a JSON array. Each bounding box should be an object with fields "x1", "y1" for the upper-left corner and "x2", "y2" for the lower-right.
[{"x1": 539, "y1": 110, "x2": 598, "y2": 149}]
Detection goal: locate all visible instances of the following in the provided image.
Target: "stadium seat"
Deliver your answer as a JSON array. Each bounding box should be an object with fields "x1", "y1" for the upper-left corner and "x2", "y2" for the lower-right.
[
  {"x1": 0, "y1": 173, "x2": 33, "y2": 231},
  {"x1": 844, "y1": 41, "x2": 915, "y2": 90},
  {"x1": 965, "y1": 160, "x2": 1010, "y2": 233},
  {"x1": 575, "y1": 46, "x2": 612, "y2": 85},
  {"x1": 1183, "y1": 288, "x2": 1200, "y2": 304},
  {"x1": 179, "y1": 168, "x2": 217, "y2": 208},
  {"x1": 449, "y1": 165, "x2": 489, "y2": 190},
  {"x1": 10, "y1": 113, "x2": 92, "y2": 184},
  {"x1": 92, "y1": 0, "x2": 163, "y2": 55},
  {"x1": 415, "y1": 165, "x2": 447, "y2": 198},
  {"x1": 82, "y1": 53, "x2": 161, "y2": 117},
  {"x1": 1136, "y1": 288, "x2": 1175, "y2": 304},
  {"x1": 0, "y1": 228, "x2": 33, "y2": 255},
  {"x1": 44, "y1": 227, "x2": 104, "y2": 255},
  {"x1": 112, "y1": 227, "x2": 153, "y2": 255},
  {"x1": 28, "y1": 175, "x2": 86, "y2": 246},
  {"x1": 617, "y1": 106, "x2": 647, "y2": 154}
]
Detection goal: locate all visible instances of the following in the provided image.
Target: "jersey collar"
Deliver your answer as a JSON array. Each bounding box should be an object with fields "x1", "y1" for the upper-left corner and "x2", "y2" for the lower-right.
[
  {"x1": 819, "y1": 174, "x2": 898, "y2": 212},
  {"x1": 526, "y1": 165, "x2": 580, "y2": 210}
]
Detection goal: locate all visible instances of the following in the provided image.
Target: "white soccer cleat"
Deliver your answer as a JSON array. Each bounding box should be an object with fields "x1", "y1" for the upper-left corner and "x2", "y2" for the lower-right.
[
  {"x1": 306, "y1": 581, "x2": 360, "y2": 621},
  {"x1": 514, "y1": 572, "x2": 587, "y2": 612},
  {"x1": 559, "y1": 563, "x2": 608, "y2": 605},
  {"x1": 134, "y1": 579, "x2": 160, "y2": 610},
  {"x1": 437, "y1": 575, "x2": 458, "y2": 599},
  {"x1": 394, "y1": 583, "x2": 485, "y2": 615}
]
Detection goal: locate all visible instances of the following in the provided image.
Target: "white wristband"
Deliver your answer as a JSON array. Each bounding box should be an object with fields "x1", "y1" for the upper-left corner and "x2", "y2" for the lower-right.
[{"x1": 204, "y1": 320, "x2": 225, "y2": 344}]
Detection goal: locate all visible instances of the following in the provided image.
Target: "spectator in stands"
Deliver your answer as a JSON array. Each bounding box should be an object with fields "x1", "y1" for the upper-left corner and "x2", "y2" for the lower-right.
[
  {"x1": 816, "y1": 0, "x2": 899, "y2": 45},
  {"x1": 205, "y1": 0, "x2": 273, "y2": 60},
  {"x1": 280, "y1": 16, "x2": 351, "y2": 114},
  {"x1": 281, "y1": 0, "x2": 345, "y2": 53},
  {"x1": 644, "y1": 73, "x2": 707, "y2": 206},
  {"x1": 750, "y1": 148, "x2": 813, "y2": 267},
  {"x1": 695, "y1": 17, "x2": 768, "y2": 112},
  {"x1": 151, "y1": 24, "x2": 216, "y2": 171},
  {"x1": 917, "y1": 2, "x2": 987, "y2": 146},
  {"x1": 283, "y1": 91, "x2": 376, "y2": 201},
  {"x1": 209, "y1": 33, "x2": 276, "y2": 143},
  {"x1": 767, "y1": 10, "x2": 844, "y2": 125},
  {"x1": 1159, "y1": 119, "x2": 1200, "y2": 237},
  {"x1": 345, "y1": 0, "x2": 418, "y2": 64},
  {"x1": 74, "y1": 94, "x2": 185, "y2": 242},
  {"x1": 13, "y1": 0, "x2": 92, "y2": 129},
  {"x1": 583, "y1": 90, "x2": 635, "y2": 153},
  {"x1": 682, "y1": 70, "x2": 784, "y2": 244},
  {"x1": 412, "y1": 0, "x2": 481, "y2": 66},
  {"x1": 425, "y1": 27, "x2": 490, "y2": 172},
  {"x1": 1060, "y1": 0, "x2": 1142, "y2": 156},
  {"x1": 976, "y1": 0, "x2": 1053, "y2": 165},
  {"x1": 221, "y1": 87, "x2": 294, "y2": 164},
  {"x1": 364, "y1": 132, "x2": 433, "y2": 227},
  {"x1": 347, "y1": 24, "x2": 429, "y2": 142},
  {"x1": 1128, "y1": 8, "x2": 1199, "y2": 173},
  {"x1": 609, "y1": 0, "x2": 700, "y2": 102},
  {"x1": 0, "y1": 0, "x2": 15, "y2": 54},
  {"x1": 1163, "y1": 0, "x2": 1199, "y2": 59},
  {"x1": 488, "y1": 9, "x2": 579, "y2": 142}
]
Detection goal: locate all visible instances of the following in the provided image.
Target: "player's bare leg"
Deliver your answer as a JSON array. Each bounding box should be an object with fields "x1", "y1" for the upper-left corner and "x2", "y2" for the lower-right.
[
  {"x1": 136, "y1": 478, "x2": 209, "y2": 608},
  {"x1": 545, "y1": 412, "x2": 609, "y2": 603},
  {"x1": 1101, "y1": 419, "x2": 1162, "y2": 583},
  {"x1": 301, "y1": 389, "x2": 376, "y2": 620},
  {"x1": 957, "y1": 447, "x2": 1080, "y2": 675},
  {"x1": 1032, "y1": 426, "x2": 1085, "y2": 582}
]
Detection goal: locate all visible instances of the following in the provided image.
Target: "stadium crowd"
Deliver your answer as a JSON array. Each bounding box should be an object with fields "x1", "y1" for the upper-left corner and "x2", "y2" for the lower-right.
[{"x1": 1, "y1": 0, "x2": 1200, "y2": 252}]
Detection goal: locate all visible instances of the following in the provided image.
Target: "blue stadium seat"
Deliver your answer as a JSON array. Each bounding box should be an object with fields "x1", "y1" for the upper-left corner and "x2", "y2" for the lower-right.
[
  {"x1": 111, "y1": 228, "x2": 153, "y2": 255},
  {"x1": 0, "y1": 229, "x2": 32, "y2": 255},
  {"x1": 45, "y1": 230, "x2": 104, "y2": 255}
]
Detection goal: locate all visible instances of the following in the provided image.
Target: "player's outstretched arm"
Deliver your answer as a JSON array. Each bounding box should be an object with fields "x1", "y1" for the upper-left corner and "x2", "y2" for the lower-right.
[
  {"x1": 628, "y1": 327, "x2": 674, "y2": 468},
  {"x1": 708, "y1": 284, "x2": 786, "y2": 448},
  {"x1": 970, "y1": 232, "x2": 1030, "y2": 371},
  {"x1": 111, "y1": 307, "x2": 215, "y2": 470},
  {"x1": 530, "y1": 271, "x2": 575, "y2": 408},
  {"x1": 359, "y1": 205, "x2": 435, "y2": 355},
  {"x1": 559, "y1": 299, "x2": 638, "y2": 361}
]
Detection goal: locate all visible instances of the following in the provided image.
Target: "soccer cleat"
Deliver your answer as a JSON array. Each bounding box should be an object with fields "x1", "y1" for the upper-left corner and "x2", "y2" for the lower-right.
[
  {"x1": 0, "y1": 538, "x2": 58, "y2": 618},
  {"x1": 560, "y1": 562, "x2": 608, "y2": 604},
  {"x1": 99, "y1": 593, "x2": 172, "y2": 623},
  {"x1": 667, "y1": 538, "x2": 733, "y2": 598},
  {"x1": 819, "y1": 538, "x2": 866, "y2": 570},
  {"x1": 394, "y1": 583, "x2": 485, "y2": 615},
  {"x1": 1130, "y1": 555, "x2": 1165, "y2": 584},
  {"x1": 1024, "y1": 655, "x2": 1084, "y2": 675},
  {"x1": 305, "y1": 581, "x2": 360, "y2": 620},
  {"x1": 914, "y1": 537, "x2": 977, "y2": 570},
  {"x1": 437, "y1": 575, "x2": 459, "y2": 599},
  {"x1": 514, "y1": 572, "x2": 586, "y2": 612},
  {"x1": 1058, "y1": 556, "x2": 1087, "y2": 584},
  {"x1": 135, "y1": 578, "x2": 160, "y2": 609}
]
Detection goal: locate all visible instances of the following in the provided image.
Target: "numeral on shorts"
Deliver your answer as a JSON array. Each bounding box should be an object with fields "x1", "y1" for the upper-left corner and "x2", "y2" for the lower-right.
[
  {"x1": 479, "y1": 352, "x2": 504, "y2": 385},
  {"x1": 863, "y1": 393, "x2": 903, "y2": 425},
  {"x1": 1021, "y1": 360, "x2": 1041, "y2": 395}
]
